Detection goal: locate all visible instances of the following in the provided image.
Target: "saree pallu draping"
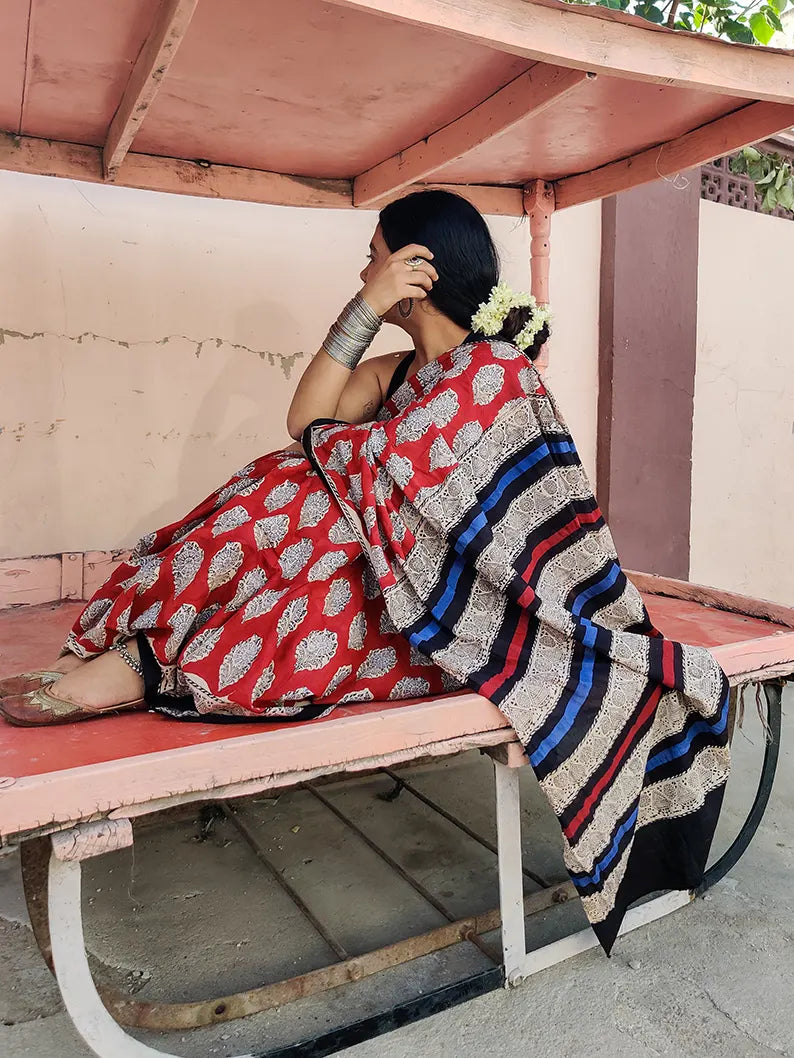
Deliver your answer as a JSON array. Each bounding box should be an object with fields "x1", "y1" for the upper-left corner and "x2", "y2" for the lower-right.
[{"x1": 304, "y1": 337, "x2": 730, "y2": 952}]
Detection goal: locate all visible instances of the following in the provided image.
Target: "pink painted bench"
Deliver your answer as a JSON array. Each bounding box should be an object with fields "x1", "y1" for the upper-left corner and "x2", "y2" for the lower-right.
[{"x1": 0, "y1": 576, "x2": 792, "y2": 1057}]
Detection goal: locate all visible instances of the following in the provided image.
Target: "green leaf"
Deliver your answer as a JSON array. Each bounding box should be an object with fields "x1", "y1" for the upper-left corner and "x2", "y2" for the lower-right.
[
  {"x1": 755, "y1": 170, "x2": 777, "y2": 185},
  {"x1": 777, "y1": 182, "x2": 794, "y2": 210},
  {"x1": 747, "y1": 161, "x2": 768, "y2": 181},
  {"x1": 762, "y1": 186, "x2": 778, "y2": 212},
  {"x1": 769, "y1": 0, "x2": 787, "y2": 13},
  {"x1": 724, "y1": 18, "x2": 756, "y2": 40},
  {"x1": 749, "y1": 10, "x2": 776, "y2": 41},
  {"x1": 775, "y1": 165, "x2": 788, "y2": 189},
  {"x1": 729, "y1": 155, "x2": 747, "y2": 174},
  {"x1": 635, "y1": 1, "x2": 666, "y2": 21},
  {"x1": 743, "y1": 146, "x2": 763, "y2": 162},
  {"x1": 763, "y1": 6, "x2": 785, "y2": 29}
]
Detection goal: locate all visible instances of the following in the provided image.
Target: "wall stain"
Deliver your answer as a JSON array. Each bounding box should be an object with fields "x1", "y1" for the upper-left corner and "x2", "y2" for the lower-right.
[{"x1": 0, "y1": 327, "x2": 306, "y2": 378}]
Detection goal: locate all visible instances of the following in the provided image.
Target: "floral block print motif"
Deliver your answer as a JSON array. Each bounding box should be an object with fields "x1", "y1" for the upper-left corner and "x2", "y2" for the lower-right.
[
  {"x1": 66, "y1": 449, "x2": 453, "y2": 721},
  {"x1": 304, "y1": 337, "x2": 730, "y2": 954}
]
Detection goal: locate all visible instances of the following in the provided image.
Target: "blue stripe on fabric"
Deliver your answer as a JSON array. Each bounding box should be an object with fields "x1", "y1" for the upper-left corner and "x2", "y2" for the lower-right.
[
  {"x1": 433, "y1": 440, "x2": 576, "y2": 618},
  {"x1": 573, "y1": 805, "x2": 639, "y2": 889},
  {"x1": 455, "y1": 440, "x2": 574, "y2": 553},
  {"x1": 527, "y1": 564, "x2": 621, "y2": 768},
  {"x1": 409, "y1": 438, "x2": 576, "y2": 652},
  {"x1": 571, "y1": 564, "x2": 621, "y2": 617},
  {"x1": 645, "y1": 691, "x2": 730, "y2": 774}
]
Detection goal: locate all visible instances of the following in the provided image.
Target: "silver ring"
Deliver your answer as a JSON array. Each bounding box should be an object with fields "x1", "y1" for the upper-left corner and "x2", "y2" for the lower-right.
[{"x1": 406, "y1": 256, "x2": 423, "y2": 270}]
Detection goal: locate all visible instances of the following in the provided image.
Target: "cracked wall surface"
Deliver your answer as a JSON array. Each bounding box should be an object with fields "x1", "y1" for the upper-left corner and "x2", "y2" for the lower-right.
[
  {"x1": 691, "y1": 201, "x2": 794, "y2": 604},
  {"x1": 0, "y1": 170, "x2": 600, "y2": 559}
]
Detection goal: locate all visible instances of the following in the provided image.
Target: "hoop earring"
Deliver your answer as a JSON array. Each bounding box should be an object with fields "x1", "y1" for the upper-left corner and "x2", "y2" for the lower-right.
[{"x1": 398, "y1": 298, "x2": 413, "y2": 319}]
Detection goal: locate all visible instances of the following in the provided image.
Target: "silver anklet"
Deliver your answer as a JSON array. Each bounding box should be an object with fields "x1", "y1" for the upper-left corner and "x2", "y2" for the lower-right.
[
  {"x1": 110, "y1": 640, "x2": 144, "y2": 678},
  {"x1": 322, "y1": 293, "x2": 382, "y2": 370}
]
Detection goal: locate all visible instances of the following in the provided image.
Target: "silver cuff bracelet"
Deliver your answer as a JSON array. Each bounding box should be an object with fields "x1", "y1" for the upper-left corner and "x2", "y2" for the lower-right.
[{"x1": 323, "y1": 293, "x2": 382, "y2": 371}]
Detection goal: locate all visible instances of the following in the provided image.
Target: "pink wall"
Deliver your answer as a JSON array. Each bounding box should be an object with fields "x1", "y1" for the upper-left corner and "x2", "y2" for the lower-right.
[
  {"x1": 0, "y1": 170, "x2": 601, "y2": 585},
  {"x1": 692, "y1": 200, "x2": 794, "y2": 604}
]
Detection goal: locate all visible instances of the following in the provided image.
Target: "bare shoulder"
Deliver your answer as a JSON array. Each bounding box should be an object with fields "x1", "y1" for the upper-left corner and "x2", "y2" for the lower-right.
[{"x1": 362, "y1": 350, "x2": 413, "y2": 391}]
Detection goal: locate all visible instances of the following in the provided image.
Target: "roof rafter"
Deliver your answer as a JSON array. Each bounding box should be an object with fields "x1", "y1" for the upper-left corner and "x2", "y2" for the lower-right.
[
  {"x1": 354, "y1": 65, "x2": 590, "y2": 208},
  {"x1": 554, "y1": 100, "x2": 794, "y2": 209},
  {"x1": 103, "y1": 0, "x2": 198, "y2": 181}
]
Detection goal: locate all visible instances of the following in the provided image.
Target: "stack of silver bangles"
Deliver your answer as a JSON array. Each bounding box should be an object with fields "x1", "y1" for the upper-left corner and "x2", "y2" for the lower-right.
[{"x1": 323, "y1": 292, "x2": 382, "y2": 371}]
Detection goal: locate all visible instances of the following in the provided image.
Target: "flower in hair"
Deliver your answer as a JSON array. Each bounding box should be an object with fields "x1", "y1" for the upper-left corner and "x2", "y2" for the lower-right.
[
  {"x1": 471, "y1": 282, "x2": 551, "y2": 349},
  {"x1": 514, "y1": 303, "x2": 553, "y2": 352}
]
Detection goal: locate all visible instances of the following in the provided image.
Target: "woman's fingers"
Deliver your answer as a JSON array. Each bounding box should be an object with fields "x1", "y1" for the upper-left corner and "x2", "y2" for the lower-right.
[
  {"x1": 412, "y1": 261, "x2": 439, "y2": 282},
  {"x1": 398, "y1": 244, "x2": 434, "y2": 262},
  {"x1": 408, "y1": 272, "x2": 434, "y2": 292}
]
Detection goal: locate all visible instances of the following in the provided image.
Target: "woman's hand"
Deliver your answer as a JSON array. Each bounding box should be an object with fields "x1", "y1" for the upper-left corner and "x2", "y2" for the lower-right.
[{"x1": 361, "y1": 244, "x2": 438, "y2": 317}]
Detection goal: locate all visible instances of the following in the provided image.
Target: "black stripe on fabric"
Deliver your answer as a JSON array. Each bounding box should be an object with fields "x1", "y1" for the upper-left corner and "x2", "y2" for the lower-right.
[
  {"x1": 643, "y1": 692, "x2": 730, "y2": 788},
  {"x1": 672, "y1": 640, "x2": 686, "y2": 689},
  {"x1": 403, "y1": 611, "x2": 456, "y2": 658},
  {"x1": 468, "y1": 599, "x2": 524, "y2": 690},
  {"x1": 593, "y1": 783, "x2": 726, "y2": 955},
  {"x1": 646, "y1": 636, "x2": 667, "y2": 686},
  {"x1": 523, "y1": 637, "x2": 588, "y2": 777},
  {"x1": 557, "y1": 679, "x2": 660, "y2": 838},
  {"x1": 567, "y1": 796, "x2": 640, "y2": 898},
  {"x1": 535, "y1": 651, "x2": 616, "y2": 785},
  {"x1": 488, "y1": 601, "x2": 543, "y2": 709},
  {"x1": 514, "y1": 493, "x2": 602, "y2": 572},
  {"x1": 422, "y1": 435, "x2": 562, "y2": 614},
  {"x1": 301, "y1": 416, "x2": 349, "y2": 486}
]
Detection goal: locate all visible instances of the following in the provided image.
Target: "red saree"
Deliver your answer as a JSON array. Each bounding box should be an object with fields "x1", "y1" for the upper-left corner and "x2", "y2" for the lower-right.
[{"x1": 65, "y1": 447, "x2": 454, "y2": 720}]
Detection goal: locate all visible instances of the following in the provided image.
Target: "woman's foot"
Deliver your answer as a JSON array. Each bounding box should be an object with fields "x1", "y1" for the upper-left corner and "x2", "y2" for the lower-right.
[
  {"x1": 0, "y1": 652, "x2": 88, "y2": 699},
  {"x1": 45, "y1": 643, "x2": 144, "y2": 713},
  {"x1": 0, "y1": 643, "x2": 146, "y2": 726},
  {"x1": 51, "y1": 653, "x2": 89, "y2": 675}
]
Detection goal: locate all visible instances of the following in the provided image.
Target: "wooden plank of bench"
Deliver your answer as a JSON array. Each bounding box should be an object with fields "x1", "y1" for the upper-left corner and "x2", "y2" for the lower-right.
[{"x1": 0, "y1": 693, "x2": 511, "y2": 840}]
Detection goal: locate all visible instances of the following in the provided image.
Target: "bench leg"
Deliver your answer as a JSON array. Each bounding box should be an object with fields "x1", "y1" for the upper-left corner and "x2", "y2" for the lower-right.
[
  {"x1": 492, "y1": 757, "x2": 694, "y2": 987},
  {"x1": 493, "y1": 760, "x2": 527, "y2": 985},
  {"x1": 47, "y1": 820, "x2": 265, "y2": 1058}
]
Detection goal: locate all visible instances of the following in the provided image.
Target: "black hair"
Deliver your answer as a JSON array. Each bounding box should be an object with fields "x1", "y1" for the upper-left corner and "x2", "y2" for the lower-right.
[{"x1": 378, "y1": 189, "x2": 549, "y2": 360}]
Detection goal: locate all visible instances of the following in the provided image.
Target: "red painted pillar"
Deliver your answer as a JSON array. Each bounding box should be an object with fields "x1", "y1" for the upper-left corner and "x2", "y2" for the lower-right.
[{"x1": 597, "y1": 174, "x2": 700, "y2": 579}]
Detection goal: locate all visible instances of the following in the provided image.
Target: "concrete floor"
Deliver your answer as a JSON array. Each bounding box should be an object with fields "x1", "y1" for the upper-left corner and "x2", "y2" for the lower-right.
[{"x1": 1, "y1": 689, "x2": 792, "y2": 1058}]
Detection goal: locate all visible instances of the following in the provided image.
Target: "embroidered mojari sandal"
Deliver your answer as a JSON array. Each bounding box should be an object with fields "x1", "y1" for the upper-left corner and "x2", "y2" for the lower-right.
[
  {"x1": 0, "y1": 684, "x2": 146, "y2": 727},
  {"x1": 0, "y1": 642, "x2": 147, "y2": 726},
  {"x1": 0, "y1": 670, "x2": 62, "y2": 698}
]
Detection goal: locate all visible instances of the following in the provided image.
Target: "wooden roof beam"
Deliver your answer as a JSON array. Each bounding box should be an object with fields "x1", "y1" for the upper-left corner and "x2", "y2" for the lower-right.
[
  {"x1": 354, "y1": 65, "x2": 590, "y2": 208},
  {"x1": 0, "y1": 133, "x2": 526, "y2": 216},
  {"x1": 324, "y1": 0, "x2": 794, "y2": 105},
  {"x1": 103, "y1": 0, "x2": 199, "y2": 181},
  {"x1": 554, "y1": 100, "x2": 794, "y2": 209}
]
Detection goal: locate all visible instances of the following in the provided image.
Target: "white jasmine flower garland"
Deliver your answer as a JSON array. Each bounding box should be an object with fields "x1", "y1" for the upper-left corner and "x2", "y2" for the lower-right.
[{"x1": 471, "y1": 281, "x2": 553, "y2": 352}]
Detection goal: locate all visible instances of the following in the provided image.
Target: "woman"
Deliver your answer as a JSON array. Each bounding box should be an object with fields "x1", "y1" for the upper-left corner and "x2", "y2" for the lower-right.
[
  {"x1": 0, "y1": 190, "x2": 537, "y2": 726},
  {"x1": 1, "y1": 190, "x2": 730, "y2": 952}
]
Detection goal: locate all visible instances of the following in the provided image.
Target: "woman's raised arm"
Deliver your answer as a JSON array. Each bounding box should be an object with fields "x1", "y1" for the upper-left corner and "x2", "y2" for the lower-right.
[{"x1": 286, "y1": 243, "x2": 435, "y2": 441}]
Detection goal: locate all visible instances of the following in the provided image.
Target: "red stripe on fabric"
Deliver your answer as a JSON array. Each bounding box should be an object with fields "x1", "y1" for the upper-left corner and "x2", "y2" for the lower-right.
[
  {"x1": 479, "y1": 610, "x2": 530, "y2": 699},
  {"x1": 518, "y1": 583, "x2": 535, "y2": 607},
  {"x1": 521, "y1": 508, "x2": 603, "y2": 583},
  {"x1": 564, "y1": 683, "x2": 663, "y2": 841}
]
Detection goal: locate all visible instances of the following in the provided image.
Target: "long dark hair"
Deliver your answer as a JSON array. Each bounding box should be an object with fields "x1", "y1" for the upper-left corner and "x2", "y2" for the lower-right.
[{"x1": 378, "y1": 189, "x2": 549, "y2": 360}]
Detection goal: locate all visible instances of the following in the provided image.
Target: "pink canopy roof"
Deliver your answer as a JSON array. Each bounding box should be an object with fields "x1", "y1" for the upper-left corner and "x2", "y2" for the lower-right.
[{"x1": 2, "y1": 0, "x2": 794, "y2": 213}]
